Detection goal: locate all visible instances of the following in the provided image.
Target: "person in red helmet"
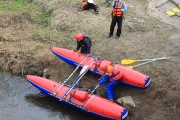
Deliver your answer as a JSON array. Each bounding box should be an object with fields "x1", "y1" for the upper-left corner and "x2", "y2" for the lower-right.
[
  {"x1": 98, "y1": 62, "x2": 122, "y2": 101},
  {"x1": 74, "y1": 33, "x2": 92, "y2": 56}
]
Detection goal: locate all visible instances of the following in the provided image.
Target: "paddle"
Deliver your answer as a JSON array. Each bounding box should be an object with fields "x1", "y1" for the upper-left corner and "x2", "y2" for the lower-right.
[
  {"x1": 126, "y1": 56, "x2": 172, "y2": 69},
  {"x1": 88, "y1": 72, "x2": 106, "y2": 97},
  {"x1": 121, "y1": 56, "x2": 171, "y2": 65},
  {"x1": 89, "y1": 84, "x2": 99, "y2": 96},
  {"x1": 127, "y1": 59, "x2": 157, "y2": 69},
  {"x1": 61, "y1": 61, "x2": 95, "y2": 101},
  {"x1": 81, "y1": 74, "x2": 106, "y2": 107},
  {"x1": 166, "y1": 11, "x2": 180, "y2": 17},
  {"x1": 65, "y1": 56, "x2": 88, "y2": 81},
  {"x1": 172, "y1": 8, "x2": 180, "y2": 13},
  {"x1": 52, "y1": 56, "x2": 88, "y2": 96}
]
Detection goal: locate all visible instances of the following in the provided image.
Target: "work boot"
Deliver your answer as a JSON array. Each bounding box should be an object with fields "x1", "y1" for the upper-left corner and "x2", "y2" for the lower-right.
[
  {"x1": 115, "y1": 35, "x2": 120, "y2": 39},
  {"x1": 107, "y1": 35, "x2": 112, "y2": 38},
  {"x1": 95, "y1": 10, "x2": 98, "y2": 14}
]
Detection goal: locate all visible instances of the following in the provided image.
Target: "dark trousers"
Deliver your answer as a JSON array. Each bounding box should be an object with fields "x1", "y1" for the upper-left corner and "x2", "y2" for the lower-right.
[
  {"x1": 109, "y1": 16, "x2": 123, "y2": 37},
  {"x1": 83, "y1": 2, "x2": 97, "y2": 12}
]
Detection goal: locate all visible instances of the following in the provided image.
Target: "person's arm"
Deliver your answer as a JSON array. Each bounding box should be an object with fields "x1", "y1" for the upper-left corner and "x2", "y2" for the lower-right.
[
  {"x1": 99, "y1": 75, "x2": 110, "y2": 86},
  {"x1": 122, "y1": 2, "x2": 127, "y2": 12},
  {"x1": 111, "y1": 1, "x2": 114, "y2": 8},
  {"x1": 76, "y1": 41, "x2": 80, "y2": 51}
]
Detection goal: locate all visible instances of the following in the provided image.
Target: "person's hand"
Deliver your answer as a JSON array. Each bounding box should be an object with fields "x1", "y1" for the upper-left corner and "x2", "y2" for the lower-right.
[
  {"x1": 87, "y1": 54, "x2": 90, "y2": 57},
  {"x1": 73, "y1": 49, "x2": 77, "y2": 52}
]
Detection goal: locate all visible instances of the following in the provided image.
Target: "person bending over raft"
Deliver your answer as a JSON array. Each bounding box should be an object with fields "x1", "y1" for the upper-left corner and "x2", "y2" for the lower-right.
[{"x1": 98, "y1": 62, "x2": 122, "y2": 101}]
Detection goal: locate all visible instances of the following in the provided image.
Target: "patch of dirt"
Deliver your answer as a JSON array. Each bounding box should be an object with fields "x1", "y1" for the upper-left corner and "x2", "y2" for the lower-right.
[{"x1": 0, "y1": 0, "x2": 180, "y2": 120}]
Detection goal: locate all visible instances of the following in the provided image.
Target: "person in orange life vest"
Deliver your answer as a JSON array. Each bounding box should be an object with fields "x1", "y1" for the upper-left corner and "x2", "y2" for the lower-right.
[
  {"x1": 74, "y1": 33, "x2": 92, "y2": 56},
  {"x1": 82, "y1": 0, "x2": 99, "y2": 14},
  {"x1": 107, "y1": 0, "x2": 127, "y2": 39},
  {"x1": 98, "y1": 63, "x2": 122, "y2": 101}
]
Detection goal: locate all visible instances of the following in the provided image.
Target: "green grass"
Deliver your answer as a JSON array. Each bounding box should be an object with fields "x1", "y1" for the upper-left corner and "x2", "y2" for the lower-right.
[
  {"x1": 169, "y1": 0, "x2": 180, "y2": 8},
  {"x1": 0, "y1": 0, "x2": 52, "y2": 25},
  {"x1": 0, "y1": 0, "x2": 28, "y2": 11}
]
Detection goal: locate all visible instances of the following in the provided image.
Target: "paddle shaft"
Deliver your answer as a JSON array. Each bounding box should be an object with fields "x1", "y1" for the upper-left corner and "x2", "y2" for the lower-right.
[
  {"x1": 130, "y1": 57, "x2": 171, "y2": 68},
  {"x1": 90, "y1": 85, "x2": 99, "y2": 96},
  {"x1": 61, "y1": 61, "x2": 95, "y2": 100},
  {"x1": 65, "y1": 56, "x2": 88, "y2": 81},
  {"x1": 52, "y1": 56, "x2": 88, "y2": 95},
  {"x1": 122, "y1": 56, "x2": 171, "y2": 65},
  {"x1": 137, "y1": 57, "x2": 170, "y2": 62},
  {"x1": 175, "y1": 14, "x2": 180, "y2": 17},
  {"x1": 88, "y1": 73, "x2": 105, "y2": 98},
  {"x1": 83, "y1": 75, "x2": 104, "y2": 107},
  {"x1": 133, "y1": 59, "x2": 157, "y2": 68}
]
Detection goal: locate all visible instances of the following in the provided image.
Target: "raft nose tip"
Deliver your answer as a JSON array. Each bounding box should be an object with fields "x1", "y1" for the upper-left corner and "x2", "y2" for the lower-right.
[
  {"x1": 25, "y1": 75, "x2": 29, "y2": 79},
  {"x1": 50, "y1": 46, "x2": 53, "y2": 51},
  {"x1": 145, "y1": 77, "x2": 151, "y2": 88},
  {"x1": 25, "y1": 75, "x2": 30, "y2": 77},
  {"x1": 121, "y1": 109, "x2": 128, "y2": 120}
]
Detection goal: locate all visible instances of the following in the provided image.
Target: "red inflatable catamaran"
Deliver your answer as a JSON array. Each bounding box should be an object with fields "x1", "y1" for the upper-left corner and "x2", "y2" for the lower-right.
[
  {"x1": 50, "y1": 47, "x2": 151, "y2": 89},
  {"x1": 26, "y1": 47, "x2": 151, "y2": 120},
  {"x1": 26, "y1": 75, "x2": 128, "y2": 120}
]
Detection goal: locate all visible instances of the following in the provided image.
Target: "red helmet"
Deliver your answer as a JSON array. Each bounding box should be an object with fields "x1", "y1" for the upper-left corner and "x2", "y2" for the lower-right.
[
  {"x1": 75, "y1": 33, "x2": 83, "y2": 41},
  {"x1": 99, "y1": 62, "x2": 113, "y2": 71},
  {"x1": 99, "y1": 63, "x2": 108, "y2": 71}
]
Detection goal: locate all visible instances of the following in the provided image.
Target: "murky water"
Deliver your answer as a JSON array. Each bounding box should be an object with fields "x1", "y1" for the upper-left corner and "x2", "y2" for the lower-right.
[{"x1": 0, "y1": 71, "x2": 102, "y2": 120}]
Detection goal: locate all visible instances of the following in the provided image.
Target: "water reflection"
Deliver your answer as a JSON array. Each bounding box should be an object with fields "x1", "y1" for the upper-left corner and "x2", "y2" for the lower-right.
[{"x1": 0, "y1": 71, "x2": 103, "y2": 120}]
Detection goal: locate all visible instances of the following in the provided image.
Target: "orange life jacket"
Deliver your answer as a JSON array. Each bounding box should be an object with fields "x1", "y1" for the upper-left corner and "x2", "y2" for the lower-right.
[
  {"x1": 97, "y1": 60, "x2": 122, "y2": 80},
  {"x1": 112, "y1": 1, "x2": 124, "y2": 17},
  {"x1": 109, "y1": 67, "x2": 122, "y2": 81},
  {"x1": 81, "y1": 0, "x2": 88, "y2": 9}
]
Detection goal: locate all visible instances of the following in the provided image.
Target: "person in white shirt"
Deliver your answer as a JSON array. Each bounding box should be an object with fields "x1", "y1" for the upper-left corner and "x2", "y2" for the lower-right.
[{"x1": 82, "y1": 0, "x2": 98, "y2": 14}]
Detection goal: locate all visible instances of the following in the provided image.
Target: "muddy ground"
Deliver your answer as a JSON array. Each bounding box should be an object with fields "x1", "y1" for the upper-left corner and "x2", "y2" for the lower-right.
[{"x1": 0, "y1": 0, "x2": 180, "y2": 120}]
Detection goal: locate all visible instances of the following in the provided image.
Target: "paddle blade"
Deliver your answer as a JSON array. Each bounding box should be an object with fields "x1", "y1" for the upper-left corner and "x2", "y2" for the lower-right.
[
  {"x1": 80, "y1": 65, "x2": 89, "y2": 75},
  {"x1": 166, "y1": 11, "x2": 175, "y2": 16},
  {"x1": 121, "y1": 59, "x2": 137, "y2": 65},
  {"x1": 172, "y1": 8, "x2": 180, "y2": 13}
]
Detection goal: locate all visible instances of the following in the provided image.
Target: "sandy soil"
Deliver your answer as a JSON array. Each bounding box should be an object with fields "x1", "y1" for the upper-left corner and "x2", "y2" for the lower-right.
[{"x1": 0, "y1": 0, "x2": 180, "y2": 120}]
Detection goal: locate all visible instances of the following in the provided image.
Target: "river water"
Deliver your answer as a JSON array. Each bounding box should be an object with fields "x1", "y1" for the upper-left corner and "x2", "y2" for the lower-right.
[{"x1": 0, "y1": 71, "x2": 102, "y2": 120}]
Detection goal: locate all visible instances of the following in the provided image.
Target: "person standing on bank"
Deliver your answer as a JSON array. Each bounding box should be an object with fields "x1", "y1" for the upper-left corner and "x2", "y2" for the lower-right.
[
  {"x1": 74, "y1": 33, "x2": 92, "y2": 56},
  {"x1": 107, "y1": 0, "x2": 127, "y2": 39}
]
